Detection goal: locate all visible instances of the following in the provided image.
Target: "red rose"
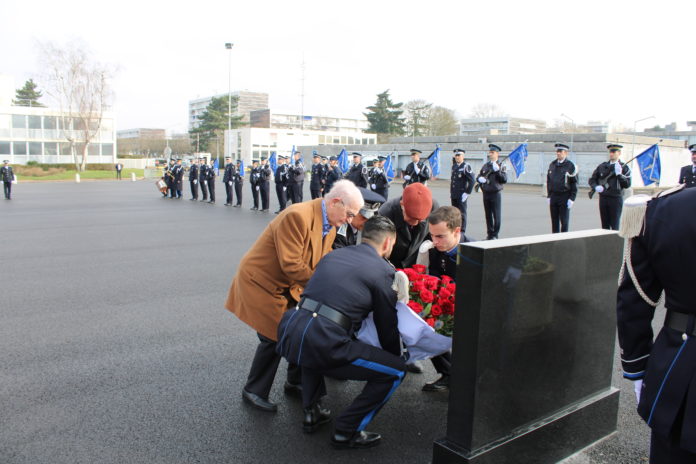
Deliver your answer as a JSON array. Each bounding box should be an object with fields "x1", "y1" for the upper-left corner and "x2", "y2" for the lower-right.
[
  {"x1": 419, "y1": 289, "x2": 435, "y2": 303},
  {"x1": 430, "y1": 304, "x2": 443, "y2": 317},
  {"x1": 425, "y1": 277, "x2": 440, "y2": 291},
  {"x1": 446, "y1": 283, "x2": 456, "y2": 294},
  {"x1": 441, "y1": 300, "x2": 455, "y2": 315},
  {"x1": 407, "y1": 301, "x2": 423, "y2": 313},
  {"x1": 412, "y1": 264, "x2": 427, "y2": 274},
  {"x1": 438, "y1": 288, "x2": 452, "y2": 301},
  {"x1": 426, "y1": 317, "x2": 436, "y2": 328},
  {"x1": 441, "y1": 275, "x2": 452, "y2": 286},
  {"x1": 412, "y1": 280, "x2": 426, "y2": 293},
  {"x1": 403, "y1": 268, "x2": 419, "y2": 282}
]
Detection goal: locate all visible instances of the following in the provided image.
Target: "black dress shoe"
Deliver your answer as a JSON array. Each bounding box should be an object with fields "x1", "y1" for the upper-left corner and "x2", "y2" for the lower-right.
[
  {"x1": 242, "y1": 389, "x2": 277, "y2": 412},
  {"x1": 261, "y1": 209, "x2": 269, "y2": 212},
  {"x1": 422, "y1": 374, "x2": 450, "y2": 392},
  {"x1": 234, "y1": 204, "x2": 241, "y2": 208},
  {"x1": 303, "y1": 403, "x2": 331, "y2": 433},
  {"x1": 283, "y1": 380, "x2": 302, "y2": 397},
  {"x1": 250, "y1": 207, "x2": 258, "y2": 210},
  {"x1": 406, "y1": 361, "x2": 423, "y2": 374},
  {"x1": 331, "y1": 430, "x2": 381, "y2": 449},
  {"x1": 224, "y1": 203, "x2": 230, "y2": 206}
]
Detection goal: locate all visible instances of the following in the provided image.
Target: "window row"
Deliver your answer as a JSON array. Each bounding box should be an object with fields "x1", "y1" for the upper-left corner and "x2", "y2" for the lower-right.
[
  {"x1": 0, "y1": 141, "x2": 114, "y2": 157},
  {"x1": 1, "y1": 114, "x2": 113, "y2": 132}
]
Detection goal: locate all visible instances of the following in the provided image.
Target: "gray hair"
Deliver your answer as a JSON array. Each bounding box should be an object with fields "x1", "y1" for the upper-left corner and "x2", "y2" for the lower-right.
[{"x1": 325, "y1": 180, "x2": 364, "y2": 210}]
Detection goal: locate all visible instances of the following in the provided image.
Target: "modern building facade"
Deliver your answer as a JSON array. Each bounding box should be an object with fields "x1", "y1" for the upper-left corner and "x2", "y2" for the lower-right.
[
  {"x1": 249, "y1": 109, "x2": 369, "y2": 132},
  {"x1": 188, "y1": 91, "x2": 269, "y2": 130},
  {"x1": 117, "y1": 128, "x2": 166, "y2": 139},
  {"x1": 458, "y1": 117, "x2": 548, "y2": 136}
]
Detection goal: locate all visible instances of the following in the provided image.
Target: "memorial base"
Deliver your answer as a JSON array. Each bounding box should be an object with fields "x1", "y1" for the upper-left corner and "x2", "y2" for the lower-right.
[{"x1": 433, "y1": 388, "x2": 619, "y2": 464}]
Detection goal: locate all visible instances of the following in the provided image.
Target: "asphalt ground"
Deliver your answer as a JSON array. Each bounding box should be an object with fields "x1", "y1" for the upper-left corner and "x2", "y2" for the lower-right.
[{"x1": 0, "y1": 179, "x2": 658, "y2": 463}]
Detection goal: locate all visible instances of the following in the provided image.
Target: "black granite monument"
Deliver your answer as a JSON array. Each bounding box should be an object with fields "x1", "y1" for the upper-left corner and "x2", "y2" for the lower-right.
[{"x1": 433, "y1": 229, "x2": 622, "y2": 464}]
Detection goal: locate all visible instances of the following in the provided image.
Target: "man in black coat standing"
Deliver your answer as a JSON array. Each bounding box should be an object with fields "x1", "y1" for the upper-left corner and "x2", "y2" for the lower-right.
[
  {"x1": 288, "y1": 151, "x2": 305, "y2": 204},
  {"x1": 678, "y1": 144, "x2": 696, "y2": 188},
  {"x1": 589, "y1": 144, "x2": 632, "y2": 230},
  {"x1": 259, "y1": 157, "x2": 272, "y2": 212},
  {"x1": 1, "y1": 160, "x2": 14, "y2": 200},
  {"x1": 274, "y1": 155, "x2": 289, "y2": 214},
  {"x1": 617, "y1": 186, "x2": 696, "y2": 463},
  {"x1": 476, "y1": 144, "x2": 507, "y2": 239},
  {"x1": 276, "y1": 216, "x2": 405, "y2": 449},
  {"x1": 345, "y1": 152, "x2": 368, "y2": 188},
  {"x1": 402, "y1": 149, "x2": 431, "y2": 186},
  {"x1": 233, "y1": 159, "x2": 244, "y2": 207},
  {"x1": 199, "y1": 158, "x2": 209, "y2": 202},
  {"x1": 369, "y1": 155, "x2": 390, "y2": 200},
  {"x1": 325, "y1": 156, "x2": 342, "y2": 194},
  {"x1": 189, "y1": 158, "x2": 199, "y2": 201},
  {"x1": 250, "y1": 159, "x2": 260, "y2": 210},
  {"x1": 450, "y1": 148, "x2": 475, "y2": 232},
  {"x1": 546, "y1": 143, "x2": 578, "y2": 233},
  {"x1": 310, "y1": 153, "x2": 324, "y2": 199},
  {"x1": 223, "y1": 157, "x2": 234, "y2": 206}
]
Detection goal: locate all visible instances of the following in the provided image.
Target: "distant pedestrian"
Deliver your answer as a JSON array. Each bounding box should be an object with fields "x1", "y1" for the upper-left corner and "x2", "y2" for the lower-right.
[
  {"x1": 115, "y1": 162, "x2": 123, "y2": 180},
  {"x1": 1, "y1": 160, "x2": 15, "y2": 200}
]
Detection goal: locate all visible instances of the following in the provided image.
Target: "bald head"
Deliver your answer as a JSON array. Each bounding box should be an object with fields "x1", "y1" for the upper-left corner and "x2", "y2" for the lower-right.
[{"x1": 324, "y1": 180, "x2": 364, "y2": 227}]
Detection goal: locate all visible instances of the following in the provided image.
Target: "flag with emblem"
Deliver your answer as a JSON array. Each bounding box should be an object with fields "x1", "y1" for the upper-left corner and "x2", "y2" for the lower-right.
[
  {"x1": 635, "y1": 144, "x2": 661, "y2": 186},
  {"x1": 384, "y1": 152, "x2": 396, "y2": 182},
  {"x1": 337, "y1": 148, "x2": 349, "y2": 173},
  {"x1": 508, "y1": 143, "x2": 528, "y2": 179},
  {"x1": 428, "y1": 146, "x2": 441, "y2": 177},
  {"x1": 269, "y1": 151, "x2": 277, "y2": 172}
]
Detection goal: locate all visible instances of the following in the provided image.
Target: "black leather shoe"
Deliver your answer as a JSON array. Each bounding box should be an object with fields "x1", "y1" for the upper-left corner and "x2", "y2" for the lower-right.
[
  {"x1": 224, "y1": 203, "x2": 230, "y2": 206},
  {"x1": 406, "y1": 361, "x2": 423, "y2": 374},
  {"x1": 234, "y1": 204, "x2": 241, "y2": 207},
  {"x1": 242, "y1": 389, "x2": 277, "y2": 412},
  {"x1": 422, "y1": 374, "x2": 450, "y2": 392},
  {"x1": 283, "y1": 380, "x2": 302, "y2": 397},
  {"x1": 303, "y1": 403, "x2": 331, "y2": 433},
  {"x1": 250, "y1": 207, "x2": 258, "y2": 210},
  {"x1": 331, "y1": 430, "x2": 381, "y2": 449}
]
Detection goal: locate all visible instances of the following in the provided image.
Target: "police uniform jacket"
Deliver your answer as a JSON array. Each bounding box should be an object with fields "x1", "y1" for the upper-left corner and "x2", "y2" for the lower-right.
[
  {"x1": 378, "y1": 196, "x2": 440, "y2": 269},
  {"x1": 199, "y1": 164, "x2": 209, "y2": 183},
  {"x1": 617, "y1": 187, "x2": 696, "y2": 451},
  {"x1": 250, "y1": 166, "x2": 260, "y2": 186},
  {"x1": 403, "y1": 161, "x2": 431, "y2": 185},
  {"x1": 289, "y1": 160, "x2": 305, "y2": 184},
  {"x1": 450, "y1": 162, "x2": 474, "y2": 198},
  {"x1": 224, "y1": 199, "x2": 336, "y2": 340},
  {"x1": 310, "y1": 163, "x2": 324, "y2": 190},
  {"x1": 427, "y1": 232, "x2": 474, "y2": 279},
  {"x1": 164, "y1": 165, "x2": 175, "y2": 185},
  {"x1": 588, "y1": 161, "x2": 631, "y2": 197},
  {"x1": 679, "y1": 164, "x2": 696, "y2": 188},
  {"x1": 260, "y1": 164, "x2": 272, "y2": 182},
  {"x1": 205, "y1": 165, "x2": 216, "y2": 181},
  {"x1": 222, "y1": 164, "x2": 233, "y2": 183},
  {"x1": 477, "y1": 161, "x2": 507, "y2": 193},
  {"x1": 173, "y1": 165, "x2": 184, "y2": 184},
  {"x1": 275, "y1": 164, "x2": 289, "y2": 185},
  {"x1": 325, "y1": 166, "x2": 342, "y2": 193},
  {"x1": 276, "y1": 243, "x2": 400, "y2": 370},
  {"x1": 369, "y1": 167, "x2": 389, "y2": 190},
  {"x1": 189, "y1": 164, "x2": 199, "y2": 181},
  {"x1": 1, "y1": 165, "x2": 14, "y2": 182},
  {"x1": 233, "y1": 165, "x2": 243, "y2": 184},
  {"x1": 346, "y1": 163, "x2": 368, "y2": 188},
  {"x1": 546, "y1": 159, "x2": 578, "y2": 200},
  {"x1": 332, "y1": 224, "x2": 358, "y2": 249}
]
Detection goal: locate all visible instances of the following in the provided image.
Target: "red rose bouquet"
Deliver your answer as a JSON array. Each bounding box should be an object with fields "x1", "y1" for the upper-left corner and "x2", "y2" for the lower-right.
[{"x1": 399, "y1": 264, "x2": 456, "y2": 337}]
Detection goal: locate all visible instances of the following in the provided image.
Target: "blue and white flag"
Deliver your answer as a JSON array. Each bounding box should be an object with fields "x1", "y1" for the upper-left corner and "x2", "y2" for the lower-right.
[
  {"x1": 337, "y1": 148, "x2": 349, "y2": 173},
  {"x1": 269, "y1": 151, "x2": 277, "y2": 172},
  {"x1": 507, "y1": 143, "x2": 528, "y2": 179},
  {"x1": 290, "y1": 145, "x2": 296, "y2": 161},
  {"x1": 384, "y1": 152, "x2": 396, "y2": 182},
  {"x1": 239, "y1": 160, "x2": 245, "y2": 177},
  {"x1": 635, "y1": 144, "x2": 661, "y2": 186},
  {"x1": 213, "y1": 158, "x2": 219, "y2": 175},
  {"x1": 428, "y1": 147, "x2": 441, "y2": 177}
]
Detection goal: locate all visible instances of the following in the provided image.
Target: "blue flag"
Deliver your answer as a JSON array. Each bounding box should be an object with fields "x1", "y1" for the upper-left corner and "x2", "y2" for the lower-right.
[
  {"x1": 239, "y1": 160, "x2": 245, "y2": 177},
  {"x1": 428, "y1": 147, "x2": 441, "y2": 177},
  {"x1": 213, "y1": 158, "x2": 219, "y2": 175},
  {"x1": 507, "y1": 143, "x2": 528, "y2": 179},
  {"x1": 636, "y1": 144, "x2": 661, "y2": 186},
  {"x1": 384, "y1": 152, "x2": 395, "y2": 182},
  {"x1": 269, "y1": 151, "x2": 277, "y2": 172},
  {"x1": 337, "y1": 148, "x2": 349, "y2": 173}
]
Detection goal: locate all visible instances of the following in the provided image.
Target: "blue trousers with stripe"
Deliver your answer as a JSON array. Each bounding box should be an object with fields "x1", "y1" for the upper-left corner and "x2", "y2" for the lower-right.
[{"x1": 301, "y1": 346, "x2": 406, "y2": 433}]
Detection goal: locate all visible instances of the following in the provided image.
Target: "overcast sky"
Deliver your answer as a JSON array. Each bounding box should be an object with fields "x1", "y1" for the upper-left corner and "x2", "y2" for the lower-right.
[{"x1": 2, "y1": 0, "x2": 694, "y2": 133}]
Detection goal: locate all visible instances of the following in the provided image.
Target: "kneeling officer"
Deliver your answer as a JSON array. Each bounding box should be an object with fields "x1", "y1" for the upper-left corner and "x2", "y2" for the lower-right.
[{"x1": 277, "y1": 215, "x2": 405, "y2": 449}]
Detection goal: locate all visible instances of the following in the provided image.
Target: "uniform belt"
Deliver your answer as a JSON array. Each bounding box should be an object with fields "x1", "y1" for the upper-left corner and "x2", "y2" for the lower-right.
[
  {"x1": 665, "y1": 310, "x2": 696, "y2": 336},
  {"x1": 299, "y1": 297, "x2": 352, "y2": 332}
]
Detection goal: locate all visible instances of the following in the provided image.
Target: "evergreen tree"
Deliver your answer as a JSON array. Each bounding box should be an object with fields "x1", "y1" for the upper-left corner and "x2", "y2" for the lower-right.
[
  {"x1": 363, "y1": 90, "x2": 405, "y2": 136},
  {"x1": 189, "y1": 95, "x2": 245, "y2": 152},
  {"x1": 13, "y1": 79, "x2": 46, "y2": 107}
]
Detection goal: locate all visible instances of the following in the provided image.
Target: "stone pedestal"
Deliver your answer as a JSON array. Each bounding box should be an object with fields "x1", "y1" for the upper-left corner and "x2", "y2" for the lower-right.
[{"x1": 433, "y1": 230, "x2": 622, "y2": 464}]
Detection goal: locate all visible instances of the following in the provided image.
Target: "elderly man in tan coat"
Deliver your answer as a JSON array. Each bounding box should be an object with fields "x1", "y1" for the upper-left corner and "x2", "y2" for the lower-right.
[{"x1": 225, "y1": 180, "x2": 364, "y2": 412}]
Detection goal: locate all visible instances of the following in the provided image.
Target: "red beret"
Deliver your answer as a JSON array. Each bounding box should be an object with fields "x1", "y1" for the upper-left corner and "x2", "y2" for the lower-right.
[{"x1": 402, "y1": 183, "x2": 432, "y2": 221}]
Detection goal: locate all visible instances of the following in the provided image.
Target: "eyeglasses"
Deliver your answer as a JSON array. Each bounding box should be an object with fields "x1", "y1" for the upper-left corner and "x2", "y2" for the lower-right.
[{"x1": 338, "y1": 200, "x2": 357, "y2": 219}]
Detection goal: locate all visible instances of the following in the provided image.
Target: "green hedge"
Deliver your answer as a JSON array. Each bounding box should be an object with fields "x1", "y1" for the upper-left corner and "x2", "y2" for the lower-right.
[{"x1": 20, "y1": 163, "x2": 118, "y2": 171}]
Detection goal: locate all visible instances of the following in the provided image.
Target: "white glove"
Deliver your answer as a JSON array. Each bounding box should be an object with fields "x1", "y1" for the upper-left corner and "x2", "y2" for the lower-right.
[
  {"x1": 492, "y1": 162, "x2": 500, "y2": 172},
  {"x1": 228, "y1": 181, "x2": 232, "y2": 186},
  {"x1": 203, "y1": 180, "x2": 207, "y2": 185},
  {"x1": 595, "y1": 185, "x2": 604, "y2": 193},
  {"x1": 567, "y1": 199, "x2": 574, "y2": 208},
  {"x1": 255, "y1": 186, "x2": 260, "y2": 191},
  {"x1": 371, "y1": 184, "x2": 377, "y2": 190},
  {"x1": 392, "y1": 270, "x2": 410, "y2": 304},
  {"x1": 633, "y1": 379, "x2": 643, "y2": 404},
  {"x1": 193, "y1": 179, "x2": 197, "y2": 184},
  {"x1": 477, "y1": 177, "x2": 487, "y2": 184},
  {"x1": 413, "y1": 165, "x2": 420, "y2": 175},
  {"x1": 283, "y1": 186, "x2": 287, "y2": 191},
  {"x1": 403, "y1": 175, "x2": 411, "y2": 181},
  {"x1": 547, "y1": 198, "x2": 551, "y2": 205},
  {"x1": 461, "y1": 193, "x2": 468, "y2": 202},
  {"x1": 418, "y1": 240, "x2": 434, "y2": 254},
  {"x1": 614, "y1": 163, "x2": 622, "y2": 175}
]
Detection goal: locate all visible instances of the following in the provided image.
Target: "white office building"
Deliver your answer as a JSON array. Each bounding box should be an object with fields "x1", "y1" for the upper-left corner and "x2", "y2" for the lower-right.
[{"x1": 188, "y1": 91, "x2": 269, "y2": 130}]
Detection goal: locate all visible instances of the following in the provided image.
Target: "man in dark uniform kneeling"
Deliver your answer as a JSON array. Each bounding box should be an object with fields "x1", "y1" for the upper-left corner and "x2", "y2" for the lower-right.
[{"x1": 277, "y1": 216, "x2": 406, "y2": 449}]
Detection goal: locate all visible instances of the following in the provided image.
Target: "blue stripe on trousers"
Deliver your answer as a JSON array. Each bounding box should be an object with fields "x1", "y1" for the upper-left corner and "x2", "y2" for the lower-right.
[{"x1": 351, "y1": 358, "x2": 405, "y2": 431}]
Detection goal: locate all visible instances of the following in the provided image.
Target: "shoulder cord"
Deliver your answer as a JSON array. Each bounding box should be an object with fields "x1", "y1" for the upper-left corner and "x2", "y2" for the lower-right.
[{"x1": 618, "y1": 238, "x2": 663, "y2": 307}]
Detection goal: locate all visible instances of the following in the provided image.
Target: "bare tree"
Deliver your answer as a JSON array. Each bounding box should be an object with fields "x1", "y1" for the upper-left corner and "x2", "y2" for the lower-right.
[
  {"x1": 405, "y1": 99, "x2": 433, "y2": 137},
  {"x1": 39, "y1": 40, "x2": 115, "y2": 171},
  {"x1": 427, "y1": 106, "x2": 458, "y2": 136},
  {"x1": 469, "y1": 103, "x2": 507, "y2": 118}
]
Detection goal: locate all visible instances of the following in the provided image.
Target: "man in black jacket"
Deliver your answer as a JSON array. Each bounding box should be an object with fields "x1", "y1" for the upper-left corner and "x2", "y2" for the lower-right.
[
  {"x1": 205, "y1": 160, "x2": 216, "y2": 204},
  {"x1": 288, "y1": 152, "x2": 305, "y2": 204},
  {"x1": 250, "y1": 160, "x2": 261, "y2": 210},
  {"x1": 345, "y1": 152, "x2": 368, "y2": 188},
  {"x1": 274, "y1": 155, "x2": 289, "y2": 213},
  {"x1": 403, "y1": 149, "x2": 431, "y2": 186},
  {"x1": 233, "y1": 159, "x2": 244, "y2": 207},
  {"x1": 1, "y1": 160, "x2": 14, "y2": 200},
  {"x1": 310, "y1": 153, "x2": 324, "y2": 199},
  {"x1": 325, "y1": 156, "x2": 342, "y2": 194},
  {"x1": 189, "y1": 158, "x2": 199, "y2": 201},
  {"x1": 450, "y1": 149, "x2": 475, "y2": 232},
  {"x1": 223, "y1": 157, "x2": 234, "y2": 206},
  {"x1": 678, "y1": 144, "x2": 696, "y2": 188},
  {"x1": 369, "y1": 155, "x2": 390, "y2": 200},
  {"x1": 277, "y1": 216, "x2": 405, "y2": 449},
  {"x1": 477, "y1": 144, "x2": 508, "y2": 239},
  {"x1": 546, "y1": 143, "x2": 578, "y2": 233},
  {"x1": 588, "y1": 144, "x2": 632, "y2": 230},
  {"x1": 199, "y1": 158, "x2": 209, "y2": 202},
  {"x1": 259, "y1": 157, "x2": 272, "y2": 212}
]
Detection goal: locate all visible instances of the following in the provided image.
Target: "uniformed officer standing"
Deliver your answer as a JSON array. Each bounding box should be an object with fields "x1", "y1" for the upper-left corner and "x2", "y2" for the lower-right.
[
  {"x1": 223, "y1": 156, "x2": 234, "y2": 206},
  {"x1": 369, "y1": 155, "x2": 390, "y2": 200},
  {"x1": 199, "y1": 157, "x2": 209, "y2": 202},
  {"x1": 165, "y1": 158, "x2": 176, "y2": 198},
  {"x1": 250, "y1": 159, "x2": 261, "y2": 211},
  {"x1": 403, "y1": 149, "x2": 431, "y2": 186},
  {"x1": 588, "y1": 144, "x2": 632, "y2": 230},
  {"x1": 206, "y1": 159, "x2": 216, "y2": 204},
  {"x1": 546, "y1": 143, "x2": 578, "y2": 233},
  {"x1": 310, "y1": 153, "x2": 324, "y2": 199},
  {"x1": 617, "y1": 186, "x2": 696, "y2": 463},
  {"x1": 325, "y1": 156, "x2": 342, "y2": 194},
  {"x1": 189, "y1": 158, "x2": 199, "y2": 201},
  {"x1": 1, "y1": 160, "x2": 15, "y2": 200},
  {"x1": 678, "y1": 144, "x2": 696, "y2": 188},
  {"x1": 320, "y1": 155, "x2": 329, "y2": 196},
  {"x1": 276, "y1": 215, "x2": 405, "y2": 448},
  {"x1": 274, "y1": 155, "x2": 289, "y2": 214},
  {"x1": 476, "y1": 144, "x2": 508, "y2": 240},
  {"x1": 173, "y1": 158, "x2": 184, "y2": 199},
  {"x1": 259, "y1": 156, "x2": 272, "y2": 212},
  {"x1": 288, "y1": 151, "x2": 305, "y2": 204},
  {"x1": 345, "y1": 152, "x2": 368, "y2": 188},
  {"x1": 450, "y1": 148, "x2": 475, "y2": 232},
  {"x1": 233, "y1": 159, "x2": 244, "y2": 207}
]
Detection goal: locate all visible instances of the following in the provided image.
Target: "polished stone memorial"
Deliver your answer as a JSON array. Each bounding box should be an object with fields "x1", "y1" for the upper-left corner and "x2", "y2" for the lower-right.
[{"x1": 433, "y1": 229, "x2": 622, "y2": 464}]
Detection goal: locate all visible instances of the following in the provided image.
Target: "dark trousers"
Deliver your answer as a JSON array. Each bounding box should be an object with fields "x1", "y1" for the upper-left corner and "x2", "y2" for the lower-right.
[
  {"x1": 301, "y1": 347, "x2": 406, "y2": 433},
  {"x1": 430, "y1": 352, "x2": 451, "y2": 375},
  {"x1": 245, "y1": 333, "x2": 301, "y2": 399},
  {"x1": 451, "y1": 197, "x2": 468, "y2": 233},
  {"x1": 651, "y1": 429, "x2": 696, "y2": 463},
  {"x1": 291, "y1": 182, "x2": 303, "y2": 203},
  {"x1": 3, "y1": 181, "x2": 11, "y2": 199},
  {"x1": 200, "y1": 180, "x2": 208, "y2": 200},
  {"x1": 549, "y1": 194, "x2": 571, "y2": 233},
  {"x1": 310, "y1": 188, "x2": 322, "y2": 199},
  {"x1": 276, "y1": 184, "x2": 287, "y2": 211},
  {"x1": 599, "y1": 195, "x2": 622, "y2": 230},
  {"x1": 260, "y1": 182, "x2": 270, "y2": 210},
  {"x1": 224, "y1": 182, "x2": 233, "y2": 204},
  {"x1": 375, "y1": 187, "x2": 389, "y2": 201},
  {"x1": 482, "y1": 192, "x2": 502, "y2": 239},
  {"x1": 234, "y1": 181, "x2": 243, "y2": 205},
  {"x1": 169, "y1": 181, "x2": 176, "y2": 198},
  {"x1": 208, "y1": 180, "x2": 215, "y2": 202},
  {"x1": 116, "y1": 170, "x2": 122, "y2": 180},
  {"x1": 251, "y1": 184, "x2": 260, "y2": 209},
  {"x1": 190, "y1": 180, "x2": 198, "y2": 199}
]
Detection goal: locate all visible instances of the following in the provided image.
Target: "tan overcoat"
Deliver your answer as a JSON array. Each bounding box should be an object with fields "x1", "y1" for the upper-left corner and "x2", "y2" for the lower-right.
[{"x1": 224, "y1": 198, "x2": 336, "y2": 340}]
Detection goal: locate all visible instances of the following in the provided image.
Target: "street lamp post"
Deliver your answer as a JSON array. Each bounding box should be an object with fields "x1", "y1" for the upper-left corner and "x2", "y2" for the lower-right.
[{"x1": 225, "y1": 42, "x2": 233, "y2": 158}]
